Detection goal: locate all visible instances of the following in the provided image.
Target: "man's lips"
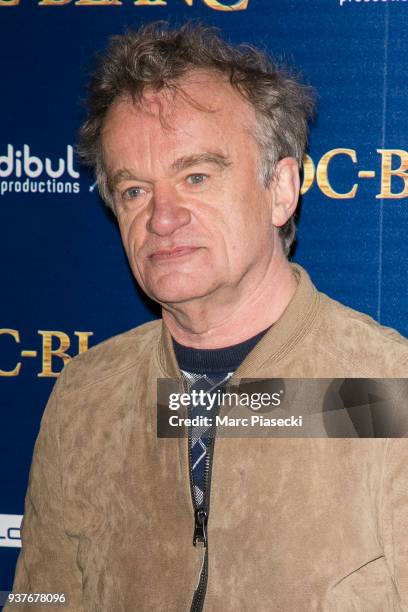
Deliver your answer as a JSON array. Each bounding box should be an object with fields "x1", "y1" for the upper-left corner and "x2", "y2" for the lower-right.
[{"x1": 149, "y1": 246, "x2": 200, "y2": 262}]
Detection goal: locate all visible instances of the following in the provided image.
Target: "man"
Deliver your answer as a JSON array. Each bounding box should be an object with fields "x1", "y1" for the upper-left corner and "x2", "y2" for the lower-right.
[{"x1": 7, "y1": 22, "x2": 408, "y2": 612}]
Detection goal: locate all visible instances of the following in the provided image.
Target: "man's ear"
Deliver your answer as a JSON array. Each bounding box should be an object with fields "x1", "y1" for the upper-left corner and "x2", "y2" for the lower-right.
[{"x1": 270, "y1": 157, "x2": 300, "y2": 228}]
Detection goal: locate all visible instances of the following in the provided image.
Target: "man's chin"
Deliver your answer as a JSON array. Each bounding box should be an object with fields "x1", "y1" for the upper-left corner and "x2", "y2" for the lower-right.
[
  {"x1": 151, "y1": 290, "x2": 205, "y2": 306},
  {"x1": 145, "y1": 279, "x2": 211, "y2": 306}
]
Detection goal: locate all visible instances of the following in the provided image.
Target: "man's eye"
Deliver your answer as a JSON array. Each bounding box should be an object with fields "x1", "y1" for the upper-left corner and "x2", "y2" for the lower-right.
[
  {"x1": 187, "y1": 174, "x2": 208, "y2": 185},
  {"x1": 123, "y1": 186, "x2": 144, "y2": 200}
]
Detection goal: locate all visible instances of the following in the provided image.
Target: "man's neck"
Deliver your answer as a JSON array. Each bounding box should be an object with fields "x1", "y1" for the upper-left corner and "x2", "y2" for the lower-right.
[{"x1": 162, "y1": 256, "x2": 298, "y2": 349}]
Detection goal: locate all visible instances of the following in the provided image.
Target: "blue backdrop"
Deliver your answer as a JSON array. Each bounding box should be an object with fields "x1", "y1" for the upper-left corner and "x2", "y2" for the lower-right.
[{"x1": 1, "y1": 0, "x2": 407, "y2": 593}]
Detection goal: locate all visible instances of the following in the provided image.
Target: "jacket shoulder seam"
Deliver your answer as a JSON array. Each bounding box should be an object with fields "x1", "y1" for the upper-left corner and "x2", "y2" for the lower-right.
[
  {"x1": 56, "y1": 323, "x2": 161, "y2": 398},
  {"x1": 57, "y1": 359, "x2": 147, "y2": 399},
  {"x1": 308, "y1": 331, "x2": 382, "y2": 377}
]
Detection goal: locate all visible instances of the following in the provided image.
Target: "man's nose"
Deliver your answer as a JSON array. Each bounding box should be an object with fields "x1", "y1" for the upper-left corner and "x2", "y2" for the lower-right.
[{"x1": 146, "y1": 184, "x2": 191, "y2": 236}]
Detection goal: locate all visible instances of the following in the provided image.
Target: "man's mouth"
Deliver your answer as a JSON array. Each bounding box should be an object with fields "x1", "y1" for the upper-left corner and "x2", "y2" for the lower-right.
[{"x1": 150, "y1": 246, "x2": 200, "y2": 262}]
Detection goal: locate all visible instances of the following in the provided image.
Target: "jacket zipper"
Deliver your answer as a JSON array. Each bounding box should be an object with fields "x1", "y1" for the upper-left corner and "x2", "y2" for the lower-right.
[
  {"x1": 188, "y1": 421, "x2": 217, "y2": 612},
  {"x1": 185, "y1": 379, "x2": 218, "y2": 612}
]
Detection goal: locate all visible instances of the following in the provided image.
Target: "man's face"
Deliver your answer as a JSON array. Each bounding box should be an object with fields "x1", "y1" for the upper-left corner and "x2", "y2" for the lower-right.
[{"x1": 101, "y1": 71, "x2": 283, "y2": 307}]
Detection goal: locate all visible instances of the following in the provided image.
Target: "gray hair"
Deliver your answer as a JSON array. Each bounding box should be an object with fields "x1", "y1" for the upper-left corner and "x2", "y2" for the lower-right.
[{"x1": 78, "y1": 21, "x2": 314, "y2": 255}]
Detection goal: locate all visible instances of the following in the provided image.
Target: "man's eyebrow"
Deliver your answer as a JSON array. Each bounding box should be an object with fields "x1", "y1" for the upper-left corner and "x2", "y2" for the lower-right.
[
  {"x1": 170, "y1": 152, "x2": 232, "y2": 173},
  {"x1": 109, "y1": 169, "x2": 138, "y2": 191},
  {"x1": 109, "y1": 152, "x2": 231, "y2": 191}
]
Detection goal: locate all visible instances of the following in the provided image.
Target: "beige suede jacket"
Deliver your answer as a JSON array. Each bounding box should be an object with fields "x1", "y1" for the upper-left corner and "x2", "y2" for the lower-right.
[{"x1": 7, "y1": 265, "x2": 408, "y2": 612}]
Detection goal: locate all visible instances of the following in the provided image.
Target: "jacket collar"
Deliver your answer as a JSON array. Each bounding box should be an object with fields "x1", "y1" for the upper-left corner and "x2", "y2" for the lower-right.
[{"x1": 156, "y1": 264, "x2": 320, "y2": 379}]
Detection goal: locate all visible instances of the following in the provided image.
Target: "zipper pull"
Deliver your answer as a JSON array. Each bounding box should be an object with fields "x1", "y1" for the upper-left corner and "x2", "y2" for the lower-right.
[{"x1": 193, "y1": 508, "x2": 208, "y2": 547}]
